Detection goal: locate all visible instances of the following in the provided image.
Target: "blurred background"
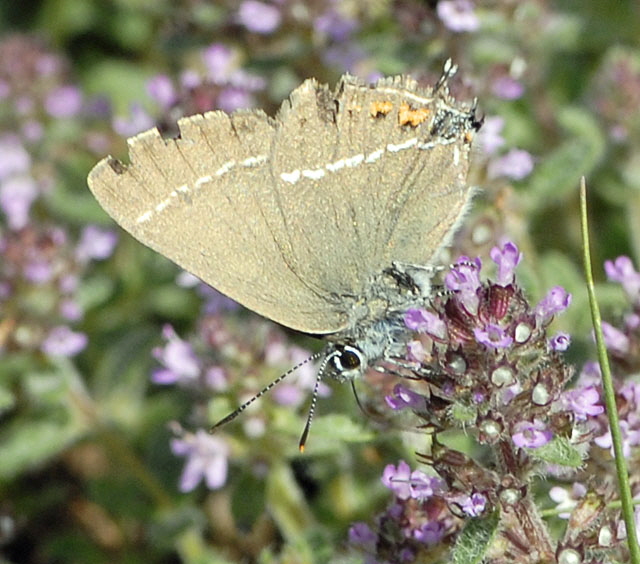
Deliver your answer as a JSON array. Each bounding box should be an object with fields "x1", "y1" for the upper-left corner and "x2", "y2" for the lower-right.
[{"x1": 1, "y1": 1, "x2": 639, "y2": 562}]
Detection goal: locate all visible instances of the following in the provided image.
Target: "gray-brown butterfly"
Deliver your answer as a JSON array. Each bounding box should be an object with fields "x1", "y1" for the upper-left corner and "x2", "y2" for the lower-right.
[{"x1": 88, "y1": 61, "x2": 480, "y2": 448}]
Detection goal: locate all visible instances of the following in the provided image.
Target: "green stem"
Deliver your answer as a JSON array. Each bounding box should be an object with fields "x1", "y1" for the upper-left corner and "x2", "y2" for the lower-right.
[
  {"x1": 580, "y1": 177, "x2": 639, "y2": 563},
  {"x1": 97, "y1": 426, "x2": 174, "y2": 511},
  {"x1": 68, "y1": 378, "x2": 174, "y2": 511}
]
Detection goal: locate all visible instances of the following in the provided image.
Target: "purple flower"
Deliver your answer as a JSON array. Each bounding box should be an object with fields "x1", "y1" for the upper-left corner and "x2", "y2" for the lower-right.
[
  {"x1": 227, "y1": 69, "x2": 266, "y2": 92},
  {"x1": 577, "y1": 361, "x2": 601, "y2": 387},
  {"x1": 413, "y1": 520, "x2": 445, "y2": 545},
  {"x1": 176, "y1": 271, "x2": 200, "y2": 288},
  {"x1": 511, "y1": 420, "x2": 553, "y2": 448},
  {"x1": 561, "y1": 386, "x2": 604, "y2": 421},
  {"x1": 180, "y1": 69, "x2": 201, "y2": 90},
  {"x1": 314, "y1": 10, "x2": 358, "y2": 41},
  {"x1": 41, "y1": 326, "x2": 88, "y2": 357},
  {"x1": 59, "y1": 274, "x2": 79, "y2": 293},
  {"x1": 237, "y1": 1, "x2": 281, "y2": 34},
  {"x1": 502, "y1": 381, "x2": 521, "y2": 404},
  {"x1": 620, "y1": 381, "x2": 640, "y2": 409},
  {"x1": 605, "y1": 256, "x2": 640, "y2": 304},
  {"x1": 217, "y1": 87, "x2": 253, "y2": 112},
  {"x1": 437, "y1": 0, "x2": 479, "y2": 32},
  {"x1": 204, "y1": 366, "x2": 228, "y2": 391},
  {"x1": 478, "y1": 116, "x2": 505, "y2": 156},
  {"x1": 112, "y1": 102, "x2": 155, "y2": 137},
  {"x1": 44, "y1": 85, "x2": 83, "y2": 118},
  {"x1": 465, "y1": 492, "x2": 487, "y2": 516},
  {"x1": 490, "y1": 241, "x2": 522, "y2": 286},
  {"x1": 381, "y1": 460, "x2": 413, "y2": 500},
  {"x1": 404, "y1": 308, "x2": 430, "y2": 331},
  {"x1": 272, "y1": 383, "x2": 305, "y2": 407},
  {"x1": 76, "y1": 225, "x2": 118, "y2": 262},
  {"x1": 487, "y1": 149, "x2": 535, "y2": 180},
  {"x1": 492, "y1": 76, "x2": 524, "y2": 100},
  {"x1": 348, "y1": 522, "x2": 377, "y2": 549},
  {"x1": 197, "y1": 285, "x2": 240, "y2": 315},
  {"x1": 385, "y1": 384, "x2": 425, "y2": 411},
  {"x1": 535, "y1": 286, "x2": 572, "y2": 324},
  {"x1": 625, "y1": 312, "x2": 640, "y2": 330},
  {"x1": 24, "y1": 259, "x2": 53, "y2": 284},
  {"x1": 0, "y1": 135, "x2": 30, "y2": 180},
  {"x1": 404, "y1": 308, "x2": 446, "y2": 339},
  {"x1": 474, "y1": 323, "x2": 513, "y2": 349},
  {"x1": 265, "y1": 341, "x2": 315, "y2": 383},
  {"x1": 60, "y1": 298, "x2": 83, "y2": 321},
  {"x1": 146, "y1": 74, "x2": 177, "y2": 109},
  {"x1": 35, "y1": 52, "x2": 61, "y2": 76},
  {"x1": 170, "y1": 429, "x2": 229, "y2": 491},
  {"x1": 265, "y1": 341, "x2": 330, "y2": 405},
  {"x1": 549, "y1": 332, "x2": 571, "y2": 351},
  {"x1": 85, "y1": 95, "x2": 111, "y2": 120},
  {"x1": 202, "y1": 44, "x2": 234, "y2": 82},
  {"x1": 406, "y1": 340, "x2": 426, "y2": 363},
  {"x1": 600, "y1": 321, "x2": 630, "y2": 354},
  {"x1": 322, "y1": 44, "x2": 366, "y2": 73},
  {"x1": 409, "y1": 471, "x2": 444, "y2": 500},
  {"x1": 152, "y1": 325, "x2": 200, "y2": 384},
  {"x1": 549, "y1": 483, "x2": 587, "y2": 519},
  {"x1": 0, "y1": 174, "x2": 38, "y2": 229},
  {"x1": 382, "y1": 461, "x2": 442, "y2": 502},
  {"x1": 445, "y1": 257, "x2": 482, "y2": 314},
  {"x1": 595, "y1": 420, "x2": 640, "y2": 458},
  {"x1": 453, "y1": 492, "x2": 487, "y2": 517}
]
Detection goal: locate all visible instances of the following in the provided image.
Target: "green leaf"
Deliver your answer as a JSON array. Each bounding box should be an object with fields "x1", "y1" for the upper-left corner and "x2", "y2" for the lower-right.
[
  {"x1": 265, "y1": 462, "x2": 315, "y2": 543},
  {"x1": 0, "y1": 418, "x2": 86, "y2": 479},
  {"x1": 0, "y1": 359, "x2": 91, "y2": 478},
  {"x1": 297, "y1": 414, "x2": 375, "y2": 454},
  {"x1": 528, "y1": 436, "x2": 583, "y2": 468},
  {"x1": 452, "y1": 510, "x2": 500, "y2": 564},
  {"x1": 527, "y1": 107, "x2": 606, "y2": 204},
  {"x1": 0, "y1": 382, "x2": 15, "y2": 413}
]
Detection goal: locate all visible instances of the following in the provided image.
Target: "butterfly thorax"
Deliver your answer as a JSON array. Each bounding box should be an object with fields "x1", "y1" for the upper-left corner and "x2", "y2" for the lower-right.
[{"x1": 322, "y1": 264, "x2": 430, "y2": 382}]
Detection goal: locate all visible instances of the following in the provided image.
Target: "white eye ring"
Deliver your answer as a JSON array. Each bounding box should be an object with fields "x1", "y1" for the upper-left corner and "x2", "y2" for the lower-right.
[{"x1": 327, "y1": 344, "x2": 366, "y2": 380}]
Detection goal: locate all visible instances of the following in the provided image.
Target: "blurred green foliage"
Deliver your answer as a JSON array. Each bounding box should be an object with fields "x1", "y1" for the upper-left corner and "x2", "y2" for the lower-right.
[{"x1": 2, "y1": 1, "x2": 640, "y2": 563}]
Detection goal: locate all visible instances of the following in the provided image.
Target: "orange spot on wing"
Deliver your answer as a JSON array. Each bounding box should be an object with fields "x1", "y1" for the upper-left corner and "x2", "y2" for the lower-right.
[
  {"x1": 398, "y1": 102, "x2": 430, "y2": 127},
  {"x1": 369, "y1": 100, "x2": 393, "y2": 117}
]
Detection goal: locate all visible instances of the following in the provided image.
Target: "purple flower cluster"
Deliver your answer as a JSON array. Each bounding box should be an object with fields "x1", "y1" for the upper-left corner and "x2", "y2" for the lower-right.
[
  {"x1": 350, "y1": 457, "x2": 493, "y2": 562},
  {"x1": 0, "y1": 36, "x2": 119, "y2": 358},
  {"x1": 353, "y1": 253, "x2": 640, "y2": 563},
  {"x1": 387, "y1": 243, "x2": 579, "y2": 446},
  {"x1": 437, "y1": 1, "x2": 480, "y2": 33},
  {"x1": 575, "y1": 258, "x2": 640, "y2": 471},
  {"x1": 115, "y1": 42, "x2": 271, "y2": 137},
  {"x1": 351, "y1": 243, "x2": 627, "y2": 562},
  {"x1": 0, "y1": 37, "x2": 89, "y2": 231},
  {"x1": 476, "y1": 110, "x2": 534, "y2": 182},
  {"x1": 151, "y1": 307, "x2": 332, "y2": 491},
  {"x1": 350, "y1": 460, "x2": 452, "y2": 563},
  {"x1": 0, "y1": 223, "x2": 116, "y2": 357}
]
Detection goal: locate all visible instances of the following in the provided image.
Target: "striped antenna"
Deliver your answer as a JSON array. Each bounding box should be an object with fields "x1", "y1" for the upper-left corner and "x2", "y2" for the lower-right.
[
  {"x1": 209, "y1": 350, "x2": 324, "y2": 433},
  {"x1": 297, "y1": 352, "x2": 332, "y2": 452}
]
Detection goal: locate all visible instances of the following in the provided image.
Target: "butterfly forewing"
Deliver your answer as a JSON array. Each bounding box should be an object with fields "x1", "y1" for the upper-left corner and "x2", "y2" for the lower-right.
[{"x1": 87, "y1": 74, "x2": 476, "y2": 334}]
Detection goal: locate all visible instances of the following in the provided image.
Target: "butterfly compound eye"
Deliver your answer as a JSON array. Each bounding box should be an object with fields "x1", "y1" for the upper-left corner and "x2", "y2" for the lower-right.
[
  {"x1": 327, "y1": 344, "x2": 366, "y2": 382},
  {"x1": 340, "y1": 346, "x2": 363, "y2": 369}
]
